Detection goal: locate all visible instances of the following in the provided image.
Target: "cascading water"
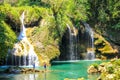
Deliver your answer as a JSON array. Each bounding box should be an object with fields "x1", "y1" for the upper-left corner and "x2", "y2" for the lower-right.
[
  {"x1": 83, "y1": 22, "x2": 95, "y2": 60},
  {"x1": 6, "y1": 12, "x2": 39, "y2": 66},
  {"x1": 58, "y1": 22, "x2": 95, "y2": 60},
  {"x1": 67, "y1": 24, "x2": 78, "y2": 60},
  {"x1": 18, "y1": 12, "x2": 26, "y2": 40}
]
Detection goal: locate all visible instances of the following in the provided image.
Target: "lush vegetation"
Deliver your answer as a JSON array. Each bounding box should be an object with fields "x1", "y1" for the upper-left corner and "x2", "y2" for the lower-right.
[
  {"x1": 0, "y1": 0, "x2": 120, "y2": 65},
  {"x1": 0, "y1": 0, "x2": 89, "y2": 64},
  {"x1": 0, "y1": 21, "x2": 17, "y2": 65},
  {"x1": 94, "y1": 33, "x2": 118, "y2": 59},
  {"x1": 88, "y1": 0, "x2": 120, "y2": 30},
  {"x1": 88, "y1": 59, "x2": 120, "y2": 80},
  {"x1": 0, "y1": 1, "x2": 120, "y2": 80}
]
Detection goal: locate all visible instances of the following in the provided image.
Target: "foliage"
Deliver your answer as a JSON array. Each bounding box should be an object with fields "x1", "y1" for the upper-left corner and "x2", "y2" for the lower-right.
[
  {"x1": 0, "y1": 4, "x2": 19, "y2": 21},
  {"x1": 88, "y1": 0, "x2": 120, "y2": 30},
  {"x1": 112, "y1": 59, "x2": 120, "y2": 66},
  {"x1": 0, "y1": 21, "x2": 17, "y2": 65},
  {"x1": 91, "y1": 63, "x2": 99, "y2": 69},
  {"x1": 98, "y1": 59, "x2": 120, "y2": 80},
  {"x1": 1, "y1": 0, "x2": 89, "y2": 38},
  {"x1": 0, "y1": 11, "x2": 6, "y2": 21},
  {"x1": 111, "y1": 22, "x2": 120, "y2": 30},
  {"x1": 0, "y1": 0, "x2": 119, "y2": 63},
  {"x1": 88, "y1": 59, "x2": 120, "y2": 79},
  {"x1": 106, "y1": 65, "x2": 114, "y2": 74},
  {"x1": 40, "y1": 0, "x2": 89, "y2": 37}
]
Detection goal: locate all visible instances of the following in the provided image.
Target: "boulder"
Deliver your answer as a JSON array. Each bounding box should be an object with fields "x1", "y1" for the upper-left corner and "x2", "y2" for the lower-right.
[{"x1": 87, "y1": 65, "x2": 98, "y2": 74}]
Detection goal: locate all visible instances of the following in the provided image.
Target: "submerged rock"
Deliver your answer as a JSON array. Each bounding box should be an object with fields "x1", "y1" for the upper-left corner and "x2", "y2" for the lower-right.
[{"x1": 4, "y1": 66, "x2": 41, "y2": 74}]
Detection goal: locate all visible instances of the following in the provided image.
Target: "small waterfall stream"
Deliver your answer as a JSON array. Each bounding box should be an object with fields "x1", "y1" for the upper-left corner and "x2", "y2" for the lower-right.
[
  {"x1": 83, "y1": 23, "x2": 95, "y2": 60},
  {"x1": 6, "y1": 12, "x2": 39, "y2": 66},
  {"x1": 67, "y1": 24, "x2": 78, "y2": 60},
  {"x1": 18, "y1": 12, "x2": 26, "y2": 40},
  {"x1": 59, "y1": 23, "x2": 95, "y2": 61}
]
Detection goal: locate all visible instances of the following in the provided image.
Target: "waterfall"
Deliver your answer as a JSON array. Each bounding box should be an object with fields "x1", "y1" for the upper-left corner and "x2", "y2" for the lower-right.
[
  {"x1": 67, "y1": 24, "x2": 78, "y2": 60},
  {"x1": 83, "y1": 22, "x2": 95, "y2": 60},
  {"x1": 6, "y1": 12, "x2": 39, "y2": 66},
  {"x1": 18, "y1": 12, "x2": 26, "y2": 40}
]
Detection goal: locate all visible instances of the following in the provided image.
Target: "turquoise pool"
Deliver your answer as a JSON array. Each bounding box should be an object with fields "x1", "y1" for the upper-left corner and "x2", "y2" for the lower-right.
[{"x1": 0, "y1": 60, "x2": 107, "y2": 80}]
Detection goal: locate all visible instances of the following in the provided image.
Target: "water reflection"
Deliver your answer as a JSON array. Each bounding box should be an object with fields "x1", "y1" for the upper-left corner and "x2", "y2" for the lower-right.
[
  {"x1": 0, "y1": 73, "x2": 38, "y2": 80},
  {"x1": 0, "y1": 72, "x2": 49, "y2": 80},
  {"x1": 0, "y1": 60, "x2": 108, "y2": 80},
  {"x1": 13, "y1": 74, "x2": 38, "y2": 80},
  {"x1": 44, "y1": 72, "x2": 46, "y2": 80}
]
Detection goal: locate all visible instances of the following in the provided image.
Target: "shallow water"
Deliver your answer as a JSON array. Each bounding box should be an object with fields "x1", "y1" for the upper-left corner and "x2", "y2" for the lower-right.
[{"x1": 0, "y1": 60, "x2": 107, "y2": 80}]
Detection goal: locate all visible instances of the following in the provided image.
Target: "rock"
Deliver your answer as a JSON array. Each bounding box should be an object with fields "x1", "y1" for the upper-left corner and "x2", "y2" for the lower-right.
[
  {"x1": 106, "y1": 74, "x2": 115, "y2": 79},
  {"x1": 99, "y1": 62, "x2": 106, "y2": 67},
  {"x1": 94, "y1": 33, "x2": 118, "y2": 59},
  {"x1": 4, "y1": 67, "x2": 21, "y2": 74},
  {"x1": 87, "y1": 65, "x2": 98, "y2": 74},
  {"x1": 98, "y1": 66, "x2": 106, "y2": 73},
  {"x1": 4, "y1": 66, "x2": 41, "y2": 74},
  {"x1": 106, "y1": 29, "x2": 120, "y2": 46},
  {"x1": 35, "y1": 69, "x2": 40, "y2": 72}
]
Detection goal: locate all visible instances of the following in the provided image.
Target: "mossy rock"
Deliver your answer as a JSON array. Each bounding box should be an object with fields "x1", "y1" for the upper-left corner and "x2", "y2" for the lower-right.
[
  {"x1": 27, "y1": 19, "x2": 60, "y2": 62},
  {"x1": 87, "y1": 65, "x2": 99, "y2": 74},
  {"x1": 96, "y1": 59, "x2": 120, "y2": 80},
  {"x1": 4, "y1": 66, "x2": 41, "y2": 74},
  {"x1": 94, "y1": 33, "x2": 118, "y2": 58}
]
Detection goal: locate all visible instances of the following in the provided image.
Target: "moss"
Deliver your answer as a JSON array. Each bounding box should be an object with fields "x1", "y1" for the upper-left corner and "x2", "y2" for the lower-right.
[
  {"x1": 87, "y1": 59, "x2": 120, "y2": 79},
  {"x1": 96, "y1": 59, "x2": 120, "y2": 80},
  {"x1": 92, "y1": 63, "x2": 99, "y2": 69},
  {"x1": 0, "y1": 4, "x2": 20, "y2": 22},
  {"x1": 0, "y1": 21, "x2": 17, "y2": 64},
  {"x1": 0, "y1": 2, "x2": 88, "y2": 63},
  {"x1": 94, "y1": 39, "x2": 103, "y2": 46},
  {"x1": 29, "y1": 26, "x2": 60, "y2": 61},
  {"x1": 0, "y1": 4, "x2": 57, "y2": 62},
  {"x1": 94, "y1": 33, "x2": 118, "y2": 58},
  {"x1": 26, "y1": 10, "x2": 61, "y2": 61}
]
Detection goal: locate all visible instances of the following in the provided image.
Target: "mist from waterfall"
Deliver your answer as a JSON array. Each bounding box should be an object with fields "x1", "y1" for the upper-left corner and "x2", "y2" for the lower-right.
[
  {"x1": 67, "y1": 24, "x2": 78, "y2": 60},
  {"x1": 83, "y1": 22, "x2": 95, "y2": 60},
  {"x1": 6, "y1": 12, "x2": 39, "y2": 66}
]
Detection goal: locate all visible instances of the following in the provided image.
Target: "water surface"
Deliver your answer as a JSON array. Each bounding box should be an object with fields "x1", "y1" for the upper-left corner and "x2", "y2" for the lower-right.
[{"x1": 0, "y1": 60, "x2": 107, "y2": 80}]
